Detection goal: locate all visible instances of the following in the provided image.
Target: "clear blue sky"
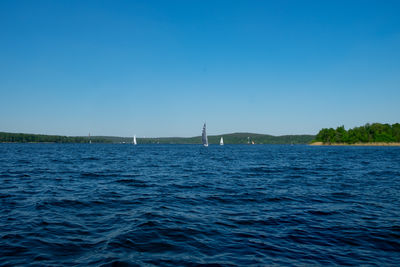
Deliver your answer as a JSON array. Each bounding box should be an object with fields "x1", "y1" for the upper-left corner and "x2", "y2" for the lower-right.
[{"x1": 1, "y1": 0, "x2": 399, "y2": 137}]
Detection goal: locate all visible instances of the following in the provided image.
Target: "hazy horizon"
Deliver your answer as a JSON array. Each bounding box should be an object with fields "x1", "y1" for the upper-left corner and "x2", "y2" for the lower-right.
[{"x1": 1, "y1": 1, "x2": 399, "y2": 137}]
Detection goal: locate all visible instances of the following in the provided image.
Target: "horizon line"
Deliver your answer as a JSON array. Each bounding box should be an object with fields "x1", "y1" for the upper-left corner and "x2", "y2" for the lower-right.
[{"x1": 0, "y1": 130, "x2": 316, "y2": 139}]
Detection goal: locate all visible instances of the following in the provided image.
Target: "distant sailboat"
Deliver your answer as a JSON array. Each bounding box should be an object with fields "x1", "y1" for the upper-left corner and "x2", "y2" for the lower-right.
[
  {"x1": 133, "y1": 135, "x2": 137, "y2": 145},
  {"x1": 220, "y1": 137, "x2": 224, "y2": 146},
  {"x1": 202, "y1": 123, "x2": 208, "y2": 147}
]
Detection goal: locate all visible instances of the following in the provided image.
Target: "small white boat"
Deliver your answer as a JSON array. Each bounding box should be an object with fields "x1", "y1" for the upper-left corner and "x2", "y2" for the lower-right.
[
  {"x1": 133, "y1": 135, "x2": 137, "y2": 145},
  {"x1": 202, "y1": 123, "x2": 208, "y2": 147},
  {"x1": 220, "y1": 137, "x2": 224, "y2": 146}
]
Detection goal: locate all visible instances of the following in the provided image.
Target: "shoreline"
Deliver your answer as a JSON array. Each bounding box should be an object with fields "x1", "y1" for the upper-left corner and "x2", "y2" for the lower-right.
[{"x1": 310, "y1": 142, "x2": 400, "y2": 146}]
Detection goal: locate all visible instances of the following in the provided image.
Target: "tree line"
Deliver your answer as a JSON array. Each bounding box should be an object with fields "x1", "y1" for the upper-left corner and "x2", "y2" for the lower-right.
[
  {"x1": 132, "y1": 133, "x2": 315, "y2": 144},
  {"x1": 0, "y1": 131, "x2": 315, "y2": 144},
  {"x1": 314, "y1": 123, "x2": 400, "y2": 144},
  {"x1": 0, "y1": 132, "x2": 109, "y2": 143}
]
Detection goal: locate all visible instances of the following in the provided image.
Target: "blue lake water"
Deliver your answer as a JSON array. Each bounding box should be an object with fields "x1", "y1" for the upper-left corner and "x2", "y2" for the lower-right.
[{"x1": 1, "y1": 144, "x2": 400, "y2": 266}]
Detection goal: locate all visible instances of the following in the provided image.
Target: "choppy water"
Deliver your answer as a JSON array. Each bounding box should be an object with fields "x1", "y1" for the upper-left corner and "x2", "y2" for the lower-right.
[{"x1": 1, "y1": 144, "x2": 400, "y2": 266}]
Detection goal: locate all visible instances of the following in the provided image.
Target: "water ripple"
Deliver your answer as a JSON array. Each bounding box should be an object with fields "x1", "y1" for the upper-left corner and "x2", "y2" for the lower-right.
[{"x1": 0, "y1": 144, "x2": 400, "y2": 265}]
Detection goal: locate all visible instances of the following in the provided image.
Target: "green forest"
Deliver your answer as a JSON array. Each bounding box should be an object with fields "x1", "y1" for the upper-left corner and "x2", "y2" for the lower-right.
[
  {"x1": 5, "y1": 124, "x2": 400, "y2": 145},
  {"x1": 314, "y1": 123, "x2": 400, "y2": 144},
  {"x1": 0, "y1": 132, "x2": 110, "y2": 143},
  {"x1": 0, "y1": 131, "x2": 315, "y2": 144}
]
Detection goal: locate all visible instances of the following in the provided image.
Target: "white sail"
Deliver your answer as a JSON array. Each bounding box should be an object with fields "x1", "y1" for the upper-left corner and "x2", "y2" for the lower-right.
[
  {"x1": 202, "y1": 123, "x2": 208, "y2": 147},
  {"x1": 220, "y1": 137, "x2": 224, "y2": 146},
  {"x1": 133, "y1": 135, "x2": 137, "y2": 145}
]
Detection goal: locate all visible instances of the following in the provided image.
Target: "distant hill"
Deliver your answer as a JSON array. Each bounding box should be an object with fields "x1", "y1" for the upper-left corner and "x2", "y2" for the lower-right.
[
  {"x1": 96, "y1": 132, "x2": 315, "y2": 144},
  {"x1": 0, "y1": 131, "x2": 315, "y2": 144}
]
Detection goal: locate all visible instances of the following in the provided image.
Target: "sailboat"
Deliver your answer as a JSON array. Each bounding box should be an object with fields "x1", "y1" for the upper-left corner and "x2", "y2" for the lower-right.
[
  {"x1": 202, "y1": 123, "x2": 208, "y2": 147},
  {"x1": 133, "y1": 135, "x2": 137, "y2": 145},
  {"x1": 220, "y1": 137, "x2": 224, "y2": 146}
]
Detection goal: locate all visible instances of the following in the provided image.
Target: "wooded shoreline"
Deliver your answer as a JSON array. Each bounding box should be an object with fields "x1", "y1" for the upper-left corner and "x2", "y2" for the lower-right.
[
  {"x1": 0, "y1": 131, "x2": 315, "y2": 144},
  {"x1": 310, "y1": 142, "x2": 400, "y2": 146},
  {"x1": 313, "y1": 123, "x2": 400, "y2": 144}
]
